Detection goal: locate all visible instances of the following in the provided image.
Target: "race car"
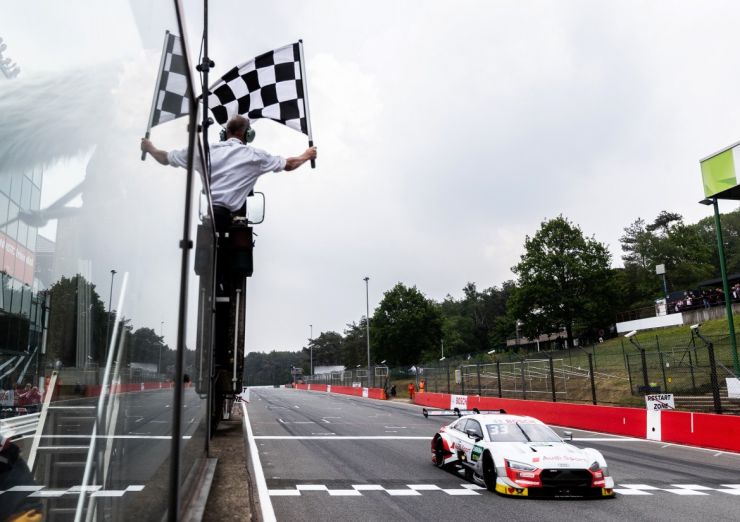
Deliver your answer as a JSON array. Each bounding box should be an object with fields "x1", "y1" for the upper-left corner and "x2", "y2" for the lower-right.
[{"x1": 426, "y1": 408, "x2": 615, "y2": 498}]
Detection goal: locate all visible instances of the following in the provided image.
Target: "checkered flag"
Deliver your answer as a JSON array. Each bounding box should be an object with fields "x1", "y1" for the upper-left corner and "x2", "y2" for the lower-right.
[
  {"x1": 142, "y1": 31, "x2": 190, "y2": 160},
  {"x1": 207, "y1": 41, "x2": 315, "y2": 166}
]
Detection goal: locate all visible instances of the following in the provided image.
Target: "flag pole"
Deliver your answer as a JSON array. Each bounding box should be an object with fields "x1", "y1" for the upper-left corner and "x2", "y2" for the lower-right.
[
  {"x1": 142, "y1": 30, "x2": 171, "y2": 161},
  {"x1": 297, "y1": 39, "x2": 315, "y2": 169}
]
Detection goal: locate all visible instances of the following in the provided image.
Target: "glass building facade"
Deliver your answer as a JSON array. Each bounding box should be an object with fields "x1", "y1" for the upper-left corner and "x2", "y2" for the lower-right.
[{"x1": 1, "y1": 1, "x2": 216, "y2": 520}]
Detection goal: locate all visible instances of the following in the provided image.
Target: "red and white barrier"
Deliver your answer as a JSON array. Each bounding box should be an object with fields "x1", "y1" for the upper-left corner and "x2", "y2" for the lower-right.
[
  {"x1": 414, "y1": 392, "x2": 740, "y2": 453},
  {"x1": 294, "y1": 383, "x2": 387, "y2": 400}
]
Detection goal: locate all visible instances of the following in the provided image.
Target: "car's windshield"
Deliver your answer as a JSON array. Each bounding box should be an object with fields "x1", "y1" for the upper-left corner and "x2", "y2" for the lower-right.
[{"x1": 485, "y1": 422, "x2": 562, "y2": 443}]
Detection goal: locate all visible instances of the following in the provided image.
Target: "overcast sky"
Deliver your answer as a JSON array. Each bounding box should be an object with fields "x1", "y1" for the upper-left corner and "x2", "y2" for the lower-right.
[{"x1": 5, "y1": 1, "x2": 740, "y2": 356}]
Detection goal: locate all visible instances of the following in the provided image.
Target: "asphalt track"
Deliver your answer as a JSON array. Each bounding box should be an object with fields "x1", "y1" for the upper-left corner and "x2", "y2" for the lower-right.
[{"x1": 246, "y1": 387, "x2": 740, "y2": 522}]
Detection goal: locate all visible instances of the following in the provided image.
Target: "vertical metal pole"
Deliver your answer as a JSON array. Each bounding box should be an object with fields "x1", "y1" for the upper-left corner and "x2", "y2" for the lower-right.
[
  {"x1": 476, "y1": 362, "x2": 482, "y2": 395},
  {"x1": 621, "y1": 339, "x2": 628, "y2": 372},
  {"x1": 297, "y1": 40, "x2": 316, "y2": 168},
  {"x1": 626, "y1": 354, "x2": 634, "y2": 395},
  {"x1": 364, "y1": 277, "x2": 370, "y2": 377},
  {"x1": 105, "y1": 270, "x2": 116, "y2": 352},
  {"x1": 688, "y1": 350, "x2": 696, "y2": 392},
  {"x1": 640, "y1": 348, "x2": 649, "y2": 391},
  {"x1": 159, "y1": 321, "x2": 164, "y2": 375},
  {"x1": 587, "y1": 353, "x2": 597, "y2": 405},
  {"x1": 712, "y1": 198, "x2": 740, "y2": 376},
  {"x1": 309, "y1": 324, "x2": 313, "y2": 377},
  {"x1": 707, "y1": 341, "x2": 722, "y2": 414},
  {"x1": 548, "y1": 356, "x2": 556, "y2": 402},
  {"x1": 446, "y1": 364, "x2": 451, "y2": 394},
  {"x1": 232, "y1": 289, "x2": 241, "y2": 389},
  {"x1": 168, "y1": 1, "x2": 201, "y2": 518},
  {"x1": 496, "y1": 361, "x2": 502, "y2": 398},
  {"x1": 592, "y1": 344, "x2": 597, "y2": 371},
  {"x1": 520, "y1": 362, "x2": 527, "y2": 400},
  {"x1": 659, "y1": 352, "x2": 667, "y2": 392}
]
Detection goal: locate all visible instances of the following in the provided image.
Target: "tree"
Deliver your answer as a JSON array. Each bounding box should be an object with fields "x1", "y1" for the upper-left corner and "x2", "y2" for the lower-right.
[
  {"x1": 371, "y1": 283, "x2": 442, "y2": 366},
  {"x1": 46, "y1": 275, "x2": 109, "y2": 367},
  {"x1": 341, "y1": 321, "x2": 368, "y2": 368},
  {"x1": 127, "y1": 327, "x2": 163, "y2": 365},
  {"x1": 306, "y1": 331, "x2": 343, "y2": 367},
  {"x1": 619, "y1": 211, "x2": 715, "y2": 300},
  {"x1": 510, "y1": 216, "x2": 615, "y2": 347},
  {"x1": 244, "y1": 350, "x2": 306, "y2": 386}
]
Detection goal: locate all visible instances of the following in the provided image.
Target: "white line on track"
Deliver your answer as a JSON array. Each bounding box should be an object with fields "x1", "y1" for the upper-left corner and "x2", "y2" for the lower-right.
[
  {"x1": 253, "y1": 436, "x2": 429, "y2": 440},
  {"x1": 242, "y1": 402, "x2": 276, "y2": 522},
  {"x1": 39, "y1": 435, "x2": 191, "y2": 440},
  {"x1": 565, "y1": 437, "x2": 640, "y2": 438}
]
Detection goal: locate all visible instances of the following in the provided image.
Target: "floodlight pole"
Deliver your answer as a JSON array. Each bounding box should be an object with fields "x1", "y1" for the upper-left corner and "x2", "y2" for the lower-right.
[
  {"x1": 364, "y1": 277, "x2": 370, "y2": 386},
  {"x1": 105, "y1": 270, "x2": 117, "y2": 351},
  {"x1": 703, "y1": 197, "x2": 740, "y2": 376}
]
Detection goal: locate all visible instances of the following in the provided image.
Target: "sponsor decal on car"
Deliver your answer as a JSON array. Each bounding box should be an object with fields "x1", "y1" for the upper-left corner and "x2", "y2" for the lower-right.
[{"x1": 471, "y1": 445, "x2": 483, "y2": 462}]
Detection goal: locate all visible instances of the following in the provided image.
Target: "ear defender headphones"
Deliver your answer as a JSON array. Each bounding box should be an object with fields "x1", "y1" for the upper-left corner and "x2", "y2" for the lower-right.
[{"x1": 220, "y1": 123, "x2": 256, "y2": 144}]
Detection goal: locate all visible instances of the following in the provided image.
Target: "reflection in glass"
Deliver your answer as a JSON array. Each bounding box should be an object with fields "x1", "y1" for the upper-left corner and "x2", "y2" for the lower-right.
[{"x1": 1, "y1": 1, "x2": 211, "y2": 520}]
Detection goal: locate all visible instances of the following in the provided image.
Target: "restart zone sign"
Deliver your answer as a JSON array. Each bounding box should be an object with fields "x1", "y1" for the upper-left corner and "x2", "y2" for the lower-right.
[{"x1": 645, "y1": 393, "x2": 674, "y2": 410}]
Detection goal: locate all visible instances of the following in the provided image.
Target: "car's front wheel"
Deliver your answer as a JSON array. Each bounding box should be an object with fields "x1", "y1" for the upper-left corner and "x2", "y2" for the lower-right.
[
  {"x1": 482, "y1": 453, "x2": 496, "y2": 492},
  {"x1": 434, "y1": 438, "x2": 448, "y2": 469}
]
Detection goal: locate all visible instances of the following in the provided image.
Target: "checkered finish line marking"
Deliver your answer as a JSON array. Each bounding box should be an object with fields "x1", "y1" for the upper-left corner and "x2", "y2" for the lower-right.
[
  {"x1": 0, "y1": 485, "x2": 145, "y2": 498},
  {"x1": 268, "y1": 483, "x2": 740, "y2": 497},
  {"x1": 612, "y1": 484, "x2": 740, "y2": 496},
  {"x1": 268, "y1": 484, "x2": 483, "y2": 497}
]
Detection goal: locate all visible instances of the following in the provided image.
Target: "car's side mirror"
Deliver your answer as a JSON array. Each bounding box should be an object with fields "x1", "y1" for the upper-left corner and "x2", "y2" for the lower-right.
[
  {"x1": 247, "y1": 192, "x2": 265, "y2": 224},
  {"x1": 563, "y1": 431, "x2": 573, "y2": 441},
  {"x1": 466, "y1": 429, "x2": 482, "y2": 442}
]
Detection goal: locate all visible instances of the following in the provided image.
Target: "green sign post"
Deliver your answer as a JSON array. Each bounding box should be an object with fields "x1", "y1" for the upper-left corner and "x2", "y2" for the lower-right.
[{"x1": 700, "y1": 142, "x2": 740, "y2": 377}]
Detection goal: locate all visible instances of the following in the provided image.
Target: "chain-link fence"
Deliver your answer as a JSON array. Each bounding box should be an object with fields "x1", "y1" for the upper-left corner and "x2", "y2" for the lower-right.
[
  {"x1": 410, "y1": 356, "x2": 617, "y2": 404},
  {"x1": 374, "y1": 332, "x2": 740, "y2": 413},
  {"x1": 624, "y1": 335, "x2": 739, "y2": 414}
]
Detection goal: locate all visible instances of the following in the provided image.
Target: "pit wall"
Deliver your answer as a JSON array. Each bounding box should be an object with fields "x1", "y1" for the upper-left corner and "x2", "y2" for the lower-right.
[
  {"x1": 293, "y1": 383, "x2": 387, "y2": 400},
  {"x1": 414, "y1": 392, "x2": 740, "y2": 454}
]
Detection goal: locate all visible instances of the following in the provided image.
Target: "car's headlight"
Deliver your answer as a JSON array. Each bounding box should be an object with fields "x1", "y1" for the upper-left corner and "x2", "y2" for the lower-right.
[{"x1": 506, "y1": 459, "x2": 537, "y2": 472}]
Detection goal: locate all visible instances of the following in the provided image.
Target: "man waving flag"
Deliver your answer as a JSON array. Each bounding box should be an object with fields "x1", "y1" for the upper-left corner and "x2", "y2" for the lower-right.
[{"x1": 206, "y1": 41, "x2": 315, "y2": 167}]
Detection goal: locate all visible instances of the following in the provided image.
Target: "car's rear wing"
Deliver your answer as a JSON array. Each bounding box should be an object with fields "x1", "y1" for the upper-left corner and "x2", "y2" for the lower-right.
[{"x1": 422, "y1": 407, "x2": 506, "y2": 418}]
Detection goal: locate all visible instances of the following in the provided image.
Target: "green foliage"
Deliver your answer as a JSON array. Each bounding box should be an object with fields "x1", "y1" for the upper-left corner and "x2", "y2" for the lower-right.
[
  {"x1": 244, "y1": 350, "x2": 306, "y2": 386},
  {"x1": 126, "y1": 327, "x2": 163, "y2": 365},
  {"x1": 307, "y1": 331, "x2": 343, "y2": 367},
  {"x1": 372, "y1": 283, "x2": 442, "y2": 366},
  {"x1": 510, "y1": 215, "x2": 615, "y2": 347},
  {"x1": 619, "y1": 210, "x2": 717, "y2": 300},
  {"x1": 46, "y1": 275, "x2": 109, "y2": 366},
  {"x1": 341, "y1": 320, "x2": 369, "y2": 368}
]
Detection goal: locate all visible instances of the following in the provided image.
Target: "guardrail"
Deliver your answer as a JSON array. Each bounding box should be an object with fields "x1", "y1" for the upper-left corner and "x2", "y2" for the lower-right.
[{"x1": 0, "y1": 411, "x2": 40, "y2": 440}]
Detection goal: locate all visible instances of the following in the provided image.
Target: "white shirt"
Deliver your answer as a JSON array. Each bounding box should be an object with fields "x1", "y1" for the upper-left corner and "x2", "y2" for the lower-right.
[{"x1": 168, "y1": 138, "x2": 286, "y2": 211}]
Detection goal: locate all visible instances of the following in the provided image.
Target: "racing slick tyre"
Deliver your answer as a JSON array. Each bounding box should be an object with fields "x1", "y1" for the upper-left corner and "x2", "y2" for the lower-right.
[
  {"x1": 434, "y1": 438, "x2": 449, "y2": 470},
  {"x1": 482, "y1": 453, "x2": 496, "y2": 492}
]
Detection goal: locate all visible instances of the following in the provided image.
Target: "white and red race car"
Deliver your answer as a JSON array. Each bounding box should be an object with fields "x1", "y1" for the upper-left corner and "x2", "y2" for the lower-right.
[{"x1": 426, "y1": 408, "x2": 615, "y2": 498}]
